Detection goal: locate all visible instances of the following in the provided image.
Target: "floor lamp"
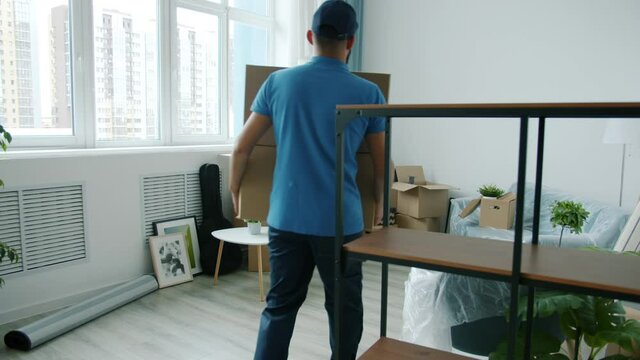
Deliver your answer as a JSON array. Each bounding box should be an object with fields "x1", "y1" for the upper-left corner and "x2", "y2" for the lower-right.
[{"x1": 603, "y1": 119, "x2": 640, "y2": 207}]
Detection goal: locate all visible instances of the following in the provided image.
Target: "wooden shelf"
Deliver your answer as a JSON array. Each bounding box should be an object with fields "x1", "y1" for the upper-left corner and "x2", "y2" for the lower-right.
[
  {"x1": 345, "y1": 227, "x2": 515, "y2": 280},
  {"x1": 521, "y1": 245, "x2": 640, "y2": 299},
  {"x1": 359, "y1": 337, "x2": 473, "y2": 360},
  {"x1": 346, "y1": 228, "x2": 640, "y2": 301}
]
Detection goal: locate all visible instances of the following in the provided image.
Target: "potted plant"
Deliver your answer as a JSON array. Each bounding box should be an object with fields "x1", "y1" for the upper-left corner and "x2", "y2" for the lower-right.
[
  {"x1": 550, "y1": 200, "x2": 590, "y2": 248},
  {"x1": 0, "y1": 125, "x2": 19, "y2": 287},
  {"x1": 245, "y1": 219, "x2": 262, "y2": 235},
  {"x1": 479, "y1": 184, "x2": 506, "y2": 199},
  {"x1": 489, "y1": 251, "x2": 640, "y2": 360}
]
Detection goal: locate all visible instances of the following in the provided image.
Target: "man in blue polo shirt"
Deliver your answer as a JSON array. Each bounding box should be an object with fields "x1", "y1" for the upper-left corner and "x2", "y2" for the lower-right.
[{"x1": 230, "y1": 1, "x2": 385, "y2": 359}]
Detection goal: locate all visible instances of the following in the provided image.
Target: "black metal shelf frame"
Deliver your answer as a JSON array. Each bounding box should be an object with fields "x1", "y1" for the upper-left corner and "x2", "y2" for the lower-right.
[{"x1": 333, "y1": 103, "x2": 640, "y2": 360}]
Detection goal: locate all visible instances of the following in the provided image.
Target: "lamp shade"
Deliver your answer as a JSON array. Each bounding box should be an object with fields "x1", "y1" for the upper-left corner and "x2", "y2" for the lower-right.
[{"x1": 603, "y1": 119, "x2": 640, "y2": 144}]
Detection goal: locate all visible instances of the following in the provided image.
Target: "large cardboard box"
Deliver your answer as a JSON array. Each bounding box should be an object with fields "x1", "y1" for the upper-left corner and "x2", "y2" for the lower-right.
[
  {"x1": 459, "y1": 193, "x2": 517, "y2": 230},
  {"x1": 237, "y1": 146, "x2": 380, "y2": 231},
  {"x1": 392, "y1": 166, "x2": 452, "y2": 219},
  {"x1": 395, "y1": 213, "x2": 440, "y2": 232},
  {"x1": 244, "y1": 65, "x2": 390, "y2": 152}
]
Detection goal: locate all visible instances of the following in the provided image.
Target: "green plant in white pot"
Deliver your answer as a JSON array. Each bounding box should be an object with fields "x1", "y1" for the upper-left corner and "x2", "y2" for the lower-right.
[
  {"x1": 478, "y1": 184, "x2": 506, "y2": 198},
  {"x1": 245, "y1": 219, "x2": 262, "y2": 235},
  {"x1": 550, "y1": 200, "x2": 590, "y2": 248},
  {"x1": 0, "y1": 125, "x2": 20, "y2": 286}
]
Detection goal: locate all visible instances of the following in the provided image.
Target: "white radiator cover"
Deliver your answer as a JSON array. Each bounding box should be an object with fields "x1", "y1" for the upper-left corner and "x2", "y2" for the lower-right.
[
  {"x1": 141, "y1": 173, "x2": 203, "y2": 242},
  {"x1": 0, "y1": 184, "x2": 87, "y2": 276}
]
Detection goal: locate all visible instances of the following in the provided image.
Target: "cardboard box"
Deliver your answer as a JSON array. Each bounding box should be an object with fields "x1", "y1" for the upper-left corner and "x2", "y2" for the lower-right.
[
  {"x1": 395, "y1": 213, "x2": 440, "y2": 232},
  {"x1": 244, "y1": 65, "x2": 390, "y2": 152},
  {"x1": 237, "y1": 145, "x2": 275, "y2": 223},
  {"x1": 392, "y1": 166, "x2": 452, "y2": 218},
  {"x1": 459, "y1": 193, "x2": 517, "y2": 230},
  {"x1": 480, "y1": 193, "x2": 516, "y2": 229},
  {"x1": 236, "y1": 146, "x2": 385, "y2": 232},
  {"x1": 248, "y1": 244, "x2": 270, "y2": 272}
]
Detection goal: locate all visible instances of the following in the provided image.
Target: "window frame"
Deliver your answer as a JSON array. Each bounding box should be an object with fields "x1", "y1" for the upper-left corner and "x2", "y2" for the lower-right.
[{"x1": 4, "y1": 0, "x2": 274, "y2": 149}]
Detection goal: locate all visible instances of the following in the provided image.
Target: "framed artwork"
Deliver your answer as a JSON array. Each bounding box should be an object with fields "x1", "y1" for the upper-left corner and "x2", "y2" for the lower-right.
[
  {"x1": 154, "y1": 216, "x2": 202, "y2": 275},
  {"x1": 149, "y1": 234, "x2": 193, "y2": 288}
]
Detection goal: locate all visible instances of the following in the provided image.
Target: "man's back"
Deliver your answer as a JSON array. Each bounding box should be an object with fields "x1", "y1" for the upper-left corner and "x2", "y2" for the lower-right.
[{"x1": 251, "y1": 56, "x2": 385, "y2": 236}]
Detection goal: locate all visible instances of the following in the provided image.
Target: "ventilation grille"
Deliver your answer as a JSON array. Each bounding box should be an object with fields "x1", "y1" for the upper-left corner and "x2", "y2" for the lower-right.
[
  {"x1": 142, "y1": 173, "x2": 202, "y2": 241},
  {"x1": 0, "y1": 185, "x2": 87, "y2": 277}
]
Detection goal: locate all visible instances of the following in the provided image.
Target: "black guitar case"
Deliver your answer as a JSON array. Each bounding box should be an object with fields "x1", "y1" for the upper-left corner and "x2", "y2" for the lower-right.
[{"x1": 198, "y1": 163, "x2": 242, "y2": 275}]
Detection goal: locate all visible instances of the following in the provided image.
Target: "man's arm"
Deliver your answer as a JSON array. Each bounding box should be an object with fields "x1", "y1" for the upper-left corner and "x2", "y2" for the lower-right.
[
  {"x1": 365, "y1": 131, "x2": 386, "y2": 225},
  {"x1": 230, "y1": 112, "x2": 272, "y2": 216}
]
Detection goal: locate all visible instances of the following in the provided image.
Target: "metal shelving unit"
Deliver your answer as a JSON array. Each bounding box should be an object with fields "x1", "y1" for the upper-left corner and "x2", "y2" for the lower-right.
[{"x1": 334, "y1": 102, "x2": 640, "y2": 360}]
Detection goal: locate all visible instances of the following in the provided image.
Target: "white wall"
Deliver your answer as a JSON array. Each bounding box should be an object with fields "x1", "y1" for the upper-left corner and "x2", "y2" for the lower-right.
[
  {"x1": 361, "y1": 0, "x2": 640, "y2": 209},
  {"x1": 0, "y1": 147, "x2": 232, "y2": 323}
]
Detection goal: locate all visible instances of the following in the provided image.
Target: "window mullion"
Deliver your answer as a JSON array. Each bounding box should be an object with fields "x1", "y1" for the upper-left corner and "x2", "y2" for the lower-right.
[
  {"x1": 219, "y1": 7, "x2": 229, "y2": 140},
  {"x1": 160, "y1": 0, "x2": 174, "y2": 146},
  {"x1": 71, "y1": 0, "x2": 96, "y2": 148}
]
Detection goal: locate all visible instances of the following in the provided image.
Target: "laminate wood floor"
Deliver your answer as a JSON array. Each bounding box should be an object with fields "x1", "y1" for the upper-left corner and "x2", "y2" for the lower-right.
[{"x1": 0, "y1": 261, "x2": 409, "y2": 360}]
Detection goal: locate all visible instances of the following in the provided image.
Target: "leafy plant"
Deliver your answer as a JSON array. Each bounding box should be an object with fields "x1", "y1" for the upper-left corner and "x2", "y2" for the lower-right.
[
  {"x1": 550, "y1": 201, "x2": 590, "y2": 248},
  {"x1": 0, "y1": 124, "x2": 19, "y2": 287},
  {"x1": 1, "y1": 124, "x2": 13, "y2": 188},
  {"x1": 479, "y1": 184, "x2": 506, "y2": 198},
  {"x1": 490, "y1": 252, "x2": 640, "y2": 360},
  {"x1": 0, "y1": 243, "x2": 20, "y2": 287}
]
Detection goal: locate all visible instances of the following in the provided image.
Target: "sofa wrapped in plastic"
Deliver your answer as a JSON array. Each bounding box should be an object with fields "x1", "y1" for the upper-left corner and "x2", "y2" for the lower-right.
[{"x1": 402, "y1": 183, "x2": 629, "y2": 353}]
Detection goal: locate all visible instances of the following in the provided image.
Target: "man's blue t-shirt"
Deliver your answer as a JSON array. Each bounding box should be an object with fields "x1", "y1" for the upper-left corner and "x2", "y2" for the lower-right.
[{"x1": 251, "y1": 56, "x2": 385, "y2": 236}]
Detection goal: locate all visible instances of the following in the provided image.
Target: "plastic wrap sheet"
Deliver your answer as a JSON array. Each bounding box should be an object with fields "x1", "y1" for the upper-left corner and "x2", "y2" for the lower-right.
[
  {"x1": 402, "y1": 268, "x2": 510, "y2": 351},
  {"x1": 402, "y1": 182, "x2": 629, "y2": 351}
]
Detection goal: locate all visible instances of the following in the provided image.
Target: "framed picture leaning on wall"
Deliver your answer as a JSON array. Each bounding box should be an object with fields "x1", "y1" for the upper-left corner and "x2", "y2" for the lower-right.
[
  {"x1": 149, "y1": 233, "x2": 193, "y2": 288},
  {"x1": 154, "y1": 216, "x2": 202, "y2": 275}
]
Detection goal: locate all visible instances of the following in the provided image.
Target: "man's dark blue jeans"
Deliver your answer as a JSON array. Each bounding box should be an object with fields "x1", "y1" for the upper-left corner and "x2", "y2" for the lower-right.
[{"x1": 253, "y1": 227, "x2": 363, "y2": 360}]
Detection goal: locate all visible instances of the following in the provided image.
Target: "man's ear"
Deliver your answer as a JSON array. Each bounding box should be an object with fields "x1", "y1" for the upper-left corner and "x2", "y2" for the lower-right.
[
  {"x1": 306, "y1": 30, "x2": 314, "y2": 45},
  {"x1": 346, "y1": 36, "x2": 355, "y2": 50}
]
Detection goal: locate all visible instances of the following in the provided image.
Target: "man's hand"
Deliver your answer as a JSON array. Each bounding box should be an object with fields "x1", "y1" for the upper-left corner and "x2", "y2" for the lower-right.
[
  {"x1": 374, "y1": 199, "x2": 384, "y2": 225},
  {"x1": 366, "y1": 131, "x2": 386, "y2": 226}
]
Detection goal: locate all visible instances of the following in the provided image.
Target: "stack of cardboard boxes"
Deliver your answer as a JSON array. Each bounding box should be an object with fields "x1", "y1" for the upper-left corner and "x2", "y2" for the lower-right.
[
  {"x1": 234, "y1": 65, "x2": 391, "y2": 271},
  {"x1": 392, "y1": 166, "x2": 453, "y2": 232}
]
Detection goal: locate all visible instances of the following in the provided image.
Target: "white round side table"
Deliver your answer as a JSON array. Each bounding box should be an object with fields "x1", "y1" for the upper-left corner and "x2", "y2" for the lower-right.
[{"x1": 211, "y1": 227, "x2": 269, "y2": 301}]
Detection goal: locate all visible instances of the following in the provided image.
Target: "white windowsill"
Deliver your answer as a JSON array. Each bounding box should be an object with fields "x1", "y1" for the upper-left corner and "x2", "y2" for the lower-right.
[{"x1": 0, "y1": 144, "x2": 234, "y2": 160}]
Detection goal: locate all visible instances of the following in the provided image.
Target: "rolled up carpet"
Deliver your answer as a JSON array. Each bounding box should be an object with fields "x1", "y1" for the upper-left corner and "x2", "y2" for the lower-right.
[{"x1": 4, "y1": 274, "x2": 158, "y2": 350}]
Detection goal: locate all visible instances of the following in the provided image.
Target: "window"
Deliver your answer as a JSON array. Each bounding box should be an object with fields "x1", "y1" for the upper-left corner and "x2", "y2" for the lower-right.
[
  {"x1": 0, "y1": 0, "x2": 72, "y2": 138},
  {"x1": 175, "y1": 8, "x2": 220, "y2": 137},
  {"x1": 92, "y1": 0, "x2": 158, "y2": 143},
  {"x1": 229, "y1": 20, "x2": 268, "y2": 136},
  {"x1": 1, "y1": 0, "x2": 274, "y2": 148}
]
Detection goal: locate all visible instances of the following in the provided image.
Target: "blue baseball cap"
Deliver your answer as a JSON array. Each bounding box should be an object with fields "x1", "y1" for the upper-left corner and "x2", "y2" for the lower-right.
[{"x1": 312, "y1": 0, "x2": 358, "y2": 40}]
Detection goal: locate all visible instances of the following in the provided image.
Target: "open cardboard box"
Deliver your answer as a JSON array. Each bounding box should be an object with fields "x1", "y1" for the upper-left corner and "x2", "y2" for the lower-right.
[
  {"x1": 459, "y1": 192, "x2": 517, "y2": 230},
  {"x1": 392, "y1": 166, "x2": 454, "y2": 219}
]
